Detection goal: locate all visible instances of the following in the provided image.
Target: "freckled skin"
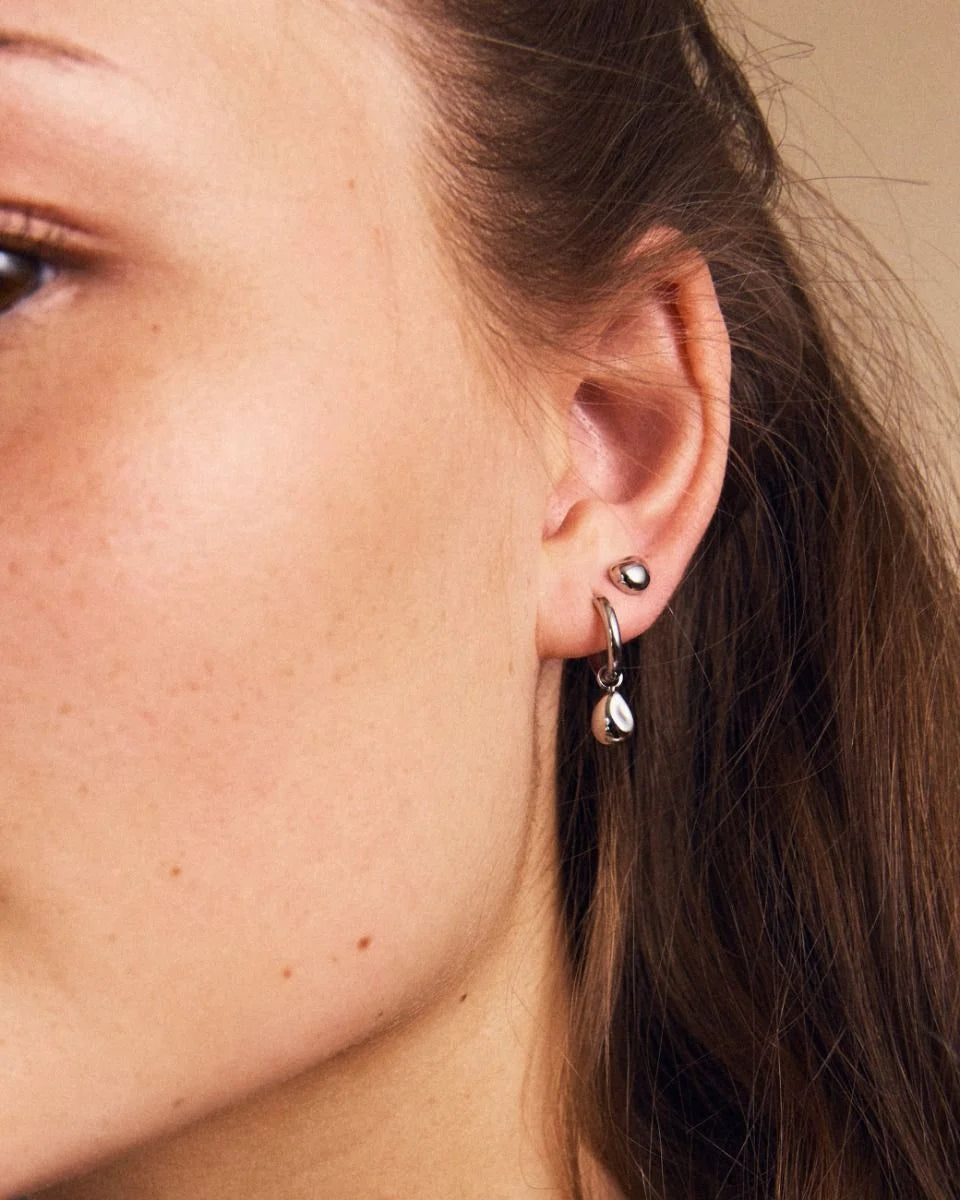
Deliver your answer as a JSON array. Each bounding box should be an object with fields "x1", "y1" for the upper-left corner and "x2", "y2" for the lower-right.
[
  {"x1": 0, "y1": 0, "x2": 549, "y2": 1190},
  {"x1": 0, "y1": 0, "x2": 741, "y2": 1194}
]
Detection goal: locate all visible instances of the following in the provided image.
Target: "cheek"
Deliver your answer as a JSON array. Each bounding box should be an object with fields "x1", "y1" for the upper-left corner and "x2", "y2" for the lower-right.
[{"x1": 0, "y1": 310, "x2": 539, "y2": 1131}]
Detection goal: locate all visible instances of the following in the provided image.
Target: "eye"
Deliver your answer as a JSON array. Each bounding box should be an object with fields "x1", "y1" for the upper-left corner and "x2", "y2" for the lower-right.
[{"x1": 0, "y1": 247, "x2": 54, "y2": 315}]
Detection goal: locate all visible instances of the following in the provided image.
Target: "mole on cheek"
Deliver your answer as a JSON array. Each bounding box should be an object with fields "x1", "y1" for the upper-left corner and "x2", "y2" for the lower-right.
[
  {"x1": 169, "y1": 866, "x2": 182, "y2": 879},
  {"x1": 282, "y1": 967, "x2": 293, "y2": 980},
  {"x1": 356, "y1": 936, "x2": 372, "y2": 951}
]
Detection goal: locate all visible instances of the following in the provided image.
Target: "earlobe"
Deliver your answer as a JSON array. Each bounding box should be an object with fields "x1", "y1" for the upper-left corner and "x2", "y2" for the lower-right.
[{"x1": 536, "y1": 249, "x2": 730, "y2": 662}]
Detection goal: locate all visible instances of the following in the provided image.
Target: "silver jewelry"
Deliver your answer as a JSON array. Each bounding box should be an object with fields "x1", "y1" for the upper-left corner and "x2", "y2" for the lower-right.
[
  {"x1": 590, "y1": 595, "x2": 635, "y2": 745},
  {"x1": 608, "y1": 558, "x2": 651, "y2": 594}
]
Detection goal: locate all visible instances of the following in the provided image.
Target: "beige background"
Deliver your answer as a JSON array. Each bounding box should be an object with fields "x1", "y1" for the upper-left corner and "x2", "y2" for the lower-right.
[{"x1": 733, "y1": 0, "x2": 960, "y2": 485}]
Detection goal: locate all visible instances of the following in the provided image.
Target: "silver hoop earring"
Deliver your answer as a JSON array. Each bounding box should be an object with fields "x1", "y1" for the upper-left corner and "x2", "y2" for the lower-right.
[{"x1": 590, "y1": 595, "x2": 635, "y2": 745}]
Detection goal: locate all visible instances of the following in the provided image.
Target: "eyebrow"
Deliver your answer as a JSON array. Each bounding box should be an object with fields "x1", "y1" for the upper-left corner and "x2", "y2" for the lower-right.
[{"x1": 0, "y1": 29, "x2": 116, "y2": 72}]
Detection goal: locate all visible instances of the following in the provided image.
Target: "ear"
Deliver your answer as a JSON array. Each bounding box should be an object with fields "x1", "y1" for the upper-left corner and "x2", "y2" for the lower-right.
[{"x1": 537, "y1": 246, "x2": 730, "y2": 660}]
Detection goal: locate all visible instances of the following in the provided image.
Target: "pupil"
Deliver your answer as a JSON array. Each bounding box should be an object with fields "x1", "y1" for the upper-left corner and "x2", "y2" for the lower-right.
[{"x1": 0, "y1": 248, "x2": 45, "y2": 312}]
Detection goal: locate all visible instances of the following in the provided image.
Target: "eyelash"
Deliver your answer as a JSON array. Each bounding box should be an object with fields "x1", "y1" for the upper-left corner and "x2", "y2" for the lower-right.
[{"x1": 0, "y1": 209, "x2": 86, "y2": 315}]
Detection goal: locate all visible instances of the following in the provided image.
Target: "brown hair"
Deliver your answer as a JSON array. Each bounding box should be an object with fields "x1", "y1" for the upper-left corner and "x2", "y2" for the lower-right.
[{"x1": 392, "y1": 2, "x2": 960, "y2": 1195}]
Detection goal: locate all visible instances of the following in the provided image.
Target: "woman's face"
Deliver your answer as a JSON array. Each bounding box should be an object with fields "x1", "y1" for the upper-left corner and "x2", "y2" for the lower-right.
[{"x1": 1, "y1": 0, "x2": 553, "y2": 1184}]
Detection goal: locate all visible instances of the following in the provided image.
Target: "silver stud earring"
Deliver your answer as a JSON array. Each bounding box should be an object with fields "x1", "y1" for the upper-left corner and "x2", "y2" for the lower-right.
[
  {"x1": 590, "y1": 595, "x2": 635, "y2": 745},
  {"x1": 608, "y1": 558, "x2": 651, "y2": 594}
]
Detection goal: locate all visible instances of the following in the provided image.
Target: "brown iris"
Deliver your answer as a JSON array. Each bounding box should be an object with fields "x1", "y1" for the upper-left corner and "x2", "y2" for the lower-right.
[{"x1": 0, "y1": 248, "x2": 47, "y2": 314}]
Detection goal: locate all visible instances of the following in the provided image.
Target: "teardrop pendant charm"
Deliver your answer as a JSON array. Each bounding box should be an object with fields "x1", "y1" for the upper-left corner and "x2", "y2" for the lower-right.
[{"x1": 591, "y1": 689, "x2": 635, "y2": 745}]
